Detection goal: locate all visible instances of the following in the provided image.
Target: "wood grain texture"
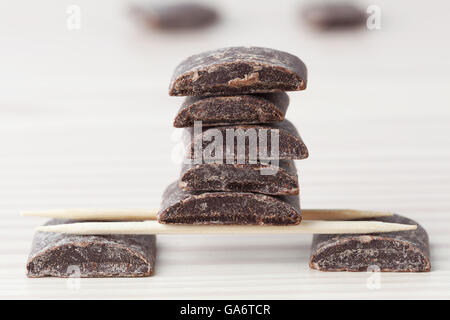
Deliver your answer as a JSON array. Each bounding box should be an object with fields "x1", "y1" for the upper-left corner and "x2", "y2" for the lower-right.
[{"x1": 0, "y1": 0, "x2": 450, "y2": 299}]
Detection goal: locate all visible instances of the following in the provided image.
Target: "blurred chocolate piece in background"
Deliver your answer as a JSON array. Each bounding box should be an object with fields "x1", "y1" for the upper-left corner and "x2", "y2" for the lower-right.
[
  {"x1": 130, "y1": 2, "x2": 219, "y2": 31},
  {"x1": 302, "y1": 2, "x2": 366, "y2": 30}
]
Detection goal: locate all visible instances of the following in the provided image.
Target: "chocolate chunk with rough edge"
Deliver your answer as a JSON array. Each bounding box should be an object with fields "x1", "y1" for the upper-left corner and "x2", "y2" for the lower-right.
[
  {"x1": 302, "y1": 3, "x2": 366, "y2": 30},
  {"x1": 130, "y1": 3, "x2": 218, "y2": 30},
  {"x1": 309, "y1": 215, "x2": 431, "y2": 272},
  {"x1": 173, "y1": 93, "x2": 289, "y2": 128},
  {"x1": 26, "y1": 219, "x2": 156, "y2": 278},
  {"x1": 179, "y1": 160, "x2": 299, "y2": 195},
  {"x1": 169, "y1": 47, "x2": 307, "y2": 96},
  {"x1": 157, "y1": 181, "x2": 301, "y2": 225},
  {"x1": 184, "y1": 119, "x2": 309, "y2": 160}
]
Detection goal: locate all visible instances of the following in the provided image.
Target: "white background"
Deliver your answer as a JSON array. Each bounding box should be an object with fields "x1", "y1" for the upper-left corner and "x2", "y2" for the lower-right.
[{"x1": 0, "y1": 0, "x2": 449, "y2": 299}]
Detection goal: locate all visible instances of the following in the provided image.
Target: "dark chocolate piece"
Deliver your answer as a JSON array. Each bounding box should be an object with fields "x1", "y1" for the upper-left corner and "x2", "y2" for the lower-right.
[
  {"x1": 302, "y1": 2, "x2": 366, "y2": 30},
  {"x1": 173, "y1": 93, "x2": 289, "y2": 128},
  {"x1": 158, "y1": 181, "x2": 301, "y2": 225},
  {"x1": 130, "y1": 3, "x2": 218, "y2": 30},
  {"x1": 169, "y1": 47, "x2": 307, "y2": 96},
  {"x1": 26, "y1": 219, "x2": 156, "y2": 278},
  {"x1": 179, "y1": 160, "x2": 299, "y2": 195},
  {"x1": 184, "y1": 119, "x2": 309, "y2": 160},
  {"x1": 309, "y1": 215, "x2": 431, "y2": 272}
]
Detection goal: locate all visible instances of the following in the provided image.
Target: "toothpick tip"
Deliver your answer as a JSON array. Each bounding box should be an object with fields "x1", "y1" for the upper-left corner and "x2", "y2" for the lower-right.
[{"x1": 21, "y1": 210, "x2": 38, "y2": 217}]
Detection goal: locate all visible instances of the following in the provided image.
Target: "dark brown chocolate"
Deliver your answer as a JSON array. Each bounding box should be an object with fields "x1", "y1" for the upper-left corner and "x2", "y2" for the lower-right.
[
  {"x1": 130, "y1": 3, "x2": 218, "y2": 30},
  {"x1": 158, "y1": 182, "x2": 301, "y2": 225},
  {"x1": 26, "y1": 219, "x2": 156, "y2": 278},
  {"x1": 173, "y1": 93, "x2": 289, "y2": 128},
  {"x1": 309, "y1": 215, "x2": 431, "y2": 272},
  {"x1": 179, "y1": 160, "x2": 299, "y2": 195},
  {"x1": 169, "y1": 47, "x2": 307, "y2": 96},
  {"x1": 302, "y1": 2, "x2": 366, "y2": 30},
  {"x1": 184, "y1": 119, "x2": 309, "y2": 161}
]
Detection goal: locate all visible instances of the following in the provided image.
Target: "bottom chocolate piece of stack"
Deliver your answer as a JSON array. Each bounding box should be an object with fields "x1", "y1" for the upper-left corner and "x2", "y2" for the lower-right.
[
  {"x1": 26, "y1": 219, "x2": 156, "y2": 278},
  {"x1": 309, "y1": 215, "x2": 431, "y2": 272},
  {"x1": 157, "y1": 181, "x2": 301, "y2": 225}
]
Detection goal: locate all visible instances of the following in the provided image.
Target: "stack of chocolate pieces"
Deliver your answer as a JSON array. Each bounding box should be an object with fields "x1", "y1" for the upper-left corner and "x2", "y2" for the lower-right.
[
  {"x1": 24, "y1": 46, "x2": 432, "y2": 276},
  {"x1": 158, "y1": 47, "x2": 309, "y2": 225}
]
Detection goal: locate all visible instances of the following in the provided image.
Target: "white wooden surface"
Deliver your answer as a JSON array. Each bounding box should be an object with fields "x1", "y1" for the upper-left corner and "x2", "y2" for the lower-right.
[{"x1": 1, "y1": 0, "x2": 450, "y2": 299}]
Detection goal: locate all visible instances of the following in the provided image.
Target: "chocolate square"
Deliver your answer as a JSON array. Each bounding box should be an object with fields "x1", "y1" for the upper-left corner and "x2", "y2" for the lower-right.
[
  {"x1": 179, "y1": 160, "x2": 299, "y2": 195},
  {"x1": 309, "y1": 215, "x2": 431, "y2": 272},
  {"x1": 169, "y1": 47, "x2": 307, "y2": 96},
  {"x1": 184, "y1": 119, "x2": 309, "y2": 161},
  {"x1": 174, "y1": 93, "x2": 289, "y2": 127},
  {"x1": 158, "y1": 182, "x2": 301, "y2": 225},
  {"x1": 27, "y1": 219, "x2": 156, "y2": 278}
]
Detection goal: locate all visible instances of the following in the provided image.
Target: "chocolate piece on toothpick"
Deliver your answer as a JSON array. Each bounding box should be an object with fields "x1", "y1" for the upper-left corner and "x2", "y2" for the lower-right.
[
  {"x1": 27, "y1": 219, "x2": 156, "y2": 278},
  {"x1": 173, "y1": 93, "x2": 289, "y2": 128},
  {"x1": 309, "y1": 215, "x2": 431, "y2": 272},
  {"x1": 179, "y1": 160, "x2": 299, "y2": 195},
  {"x1": 157, "y1": 181, "x2": 301, "y2": 225},
  {"x1": 169, "y1": 47, "x2": 307, "y2": 96}
]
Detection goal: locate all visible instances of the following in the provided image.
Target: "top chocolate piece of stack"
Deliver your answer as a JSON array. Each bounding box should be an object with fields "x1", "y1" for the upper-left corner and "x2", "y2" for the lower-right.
[{"x1": 169, "y1": 47, "x2": 308, "y2": 96}]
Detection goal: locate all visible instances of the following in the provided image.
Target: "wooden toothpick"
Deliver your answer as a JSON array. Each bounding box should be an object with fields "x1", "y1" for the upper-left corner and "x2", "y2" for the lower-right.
[
  {"x1": 21, "y1": 208, "x2": 393, "y2": 221},
  {"x1": 36, "y1": 220, "x2": 416, "y2": 235}
]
